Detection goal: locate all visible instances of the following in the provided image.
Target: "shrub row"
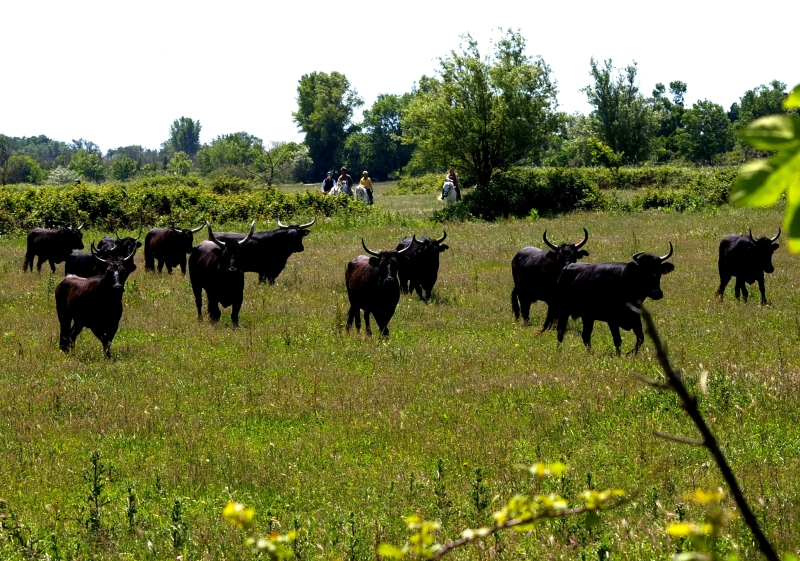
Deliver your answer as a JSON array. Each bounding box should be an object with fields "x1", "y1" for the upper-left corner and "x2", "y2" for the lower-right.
[
  {"x1": 386, "y1": 173, "x2": 446, "y2": 195},
  {"x1": 0, "y1": 179, "x2": 369, "y2": 234}
]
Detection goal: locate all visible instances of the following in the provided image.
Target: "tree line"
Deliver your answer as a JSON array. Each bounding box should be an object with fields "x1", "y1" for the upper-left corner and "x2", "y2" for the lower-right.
[{"x1": 0, "y1": 29, "x2": 793, "y2": 188}]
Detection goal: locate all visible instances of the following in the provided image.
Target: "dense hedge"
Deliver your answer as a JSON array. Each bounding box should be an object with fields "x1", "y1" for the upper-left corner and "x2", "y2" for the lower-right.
[
  {"x1": 0, "y1": 179, "x2": 368, "y2": 233},
  {"x1": 433, "y1": 166, "x2": 738, "y2": 221}
]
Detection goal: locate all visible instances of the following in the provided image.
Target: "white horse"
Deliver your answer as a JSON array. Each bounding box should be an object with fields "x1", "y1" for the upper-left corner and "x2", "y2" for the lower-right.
[
  {"x1": 438, "y1": 181, "x2": 458, "y2": 206},
  {"x1": 355, "y1": 185, "x2": 373, "y2": 204},
  {"x1": 329, "y1": 183, "x2": 343, "y2": 196}
]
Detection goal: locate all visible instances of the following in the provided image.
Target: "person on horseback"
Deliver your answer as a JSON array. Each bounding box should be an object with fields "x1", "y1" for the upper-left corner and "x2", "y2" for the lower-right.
[
  {"x1": 443, "y1": 167, "x2": 461, "y2": 201},
  {"x1": 337, "y1": 167, "x2": 354, "y2": 196},
  {"x1": 321, "y1": 171, "x2": 335, "y2": 194},
  {"x1": 359, "y1": 171, "x2": 374, "y2": 204}
]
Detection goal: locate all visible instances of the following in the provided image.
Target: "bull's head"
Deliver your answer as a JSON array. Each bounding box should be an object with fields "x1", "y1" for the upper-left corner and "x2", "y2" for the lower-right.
[
  {"x1": 631, "y1": 241, "x2": 675, "y2": 300},
  {"x1": 207, "y1": 221, "x2": 255, "y2": 273},
  {"x1": 62, "y1": 223, "x2": 85, "y2": 250},
  {"x1": 176, "y1": 224, "x2": 205, "y2": 253},
  {"x1": 362, "y1": 237, "x2": 413, "y2": 286},
  {"x1": 91, "y1": 241, "x2": 136, "y2": 292},
  {"x1": 277, "y1": 216, "x2": 316, "y2": 252},
  {"x1": 412, "y1": 231, "x2": 449, "y2": 256},
  {"x1": 749, "y1": 228, "x2": 781, "y2": 274},
  {"x1": 542, "y1": 228, "x2": 589, "y2": 266}
]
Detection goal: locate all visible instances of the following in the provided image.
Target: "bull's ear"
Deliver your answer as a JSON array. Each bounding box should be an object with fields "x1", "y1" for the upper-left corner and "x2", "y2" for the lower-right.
[
  {"x1": 660, "y1": 262, "x2": 675, "y2": 274},
  {"x1": 368, "y1": 257, "x2": 380, "y2": 267},
  {"x1": 578, "y1": 250, "x2": 589, "y2": 258},
  {"x1": 301, "y1": 229, "x2": 311, "y2": 237},
  {"x1": 136, "y1": 241, "x2": 143, "y2": 248},
  {"x1": 772, "y1": 243, "x2": 780, "y2": 251},
  {"x1": 438, "y1": 244, "x2": 449, "y2": 252}
]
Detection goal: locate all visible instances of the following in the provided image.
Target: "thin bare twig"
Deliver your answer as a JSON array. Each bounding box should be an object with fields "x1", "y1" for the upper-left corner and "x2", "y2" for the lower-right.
[{"x1": 635, "y1": 305, "x2": 780, "y2": 561}]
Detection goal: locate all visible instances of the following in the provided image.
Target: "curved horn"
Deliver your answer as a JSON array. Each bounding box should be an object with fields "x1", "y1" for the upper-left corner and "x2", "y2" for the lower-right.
[
  {"x1": 435, "y1": 230, "x2": 447, "y2": 244},
  {"x1": 397, "y1": 236, "x2": 415, "y2": 254},
  {"x1": 206, "y1": 222, "x2": 225, "y2": 249},
  {"x1": 749, "y1": 228, "x2": 755, "y2": 242},
  {"x1": 76, "y1": 223, "x2": 84, "y2": 230},
  {"x1": 632, "y1": 251, "x2": 644, "y2": 261},
  {"x1": 542, "y1": 229, "x2": 558, "y2": 250},
  {"x1": 135, "y1": 227, "x2": 142, "y2": 241},
  {"x1": 299, "y1": 216, "x2": 316, "y2": 229},
  {"x1": 239, "y1": 221, "x2": 256, "y2": 245},
  {"x1": 115, "y1": 230, "x2": 121, "y2": 241},
  {"x1": 122, "y1": 245, "x2": 138, "y2": 262},
  {"x1": 361, "y1": 238, "x2": 381, "y2": 257},
  {"x1": 91, "y1": 242, "x2": 111, "y2": 265},
  {"x1": 190, "y1": 224, "x2": 204, "y2": 233},
  {"x1": 771, "y1": 227, "x2": 781, "y2": 243},
  {"x1": 660, "y1": 241, "x2": 674, "y2": 262},
  {"x1": 575, "y1": 227, "x2": 589, "y2": 249},
  {"x1": 277, "y1": 218, "x2": 289, "y2": 229}
]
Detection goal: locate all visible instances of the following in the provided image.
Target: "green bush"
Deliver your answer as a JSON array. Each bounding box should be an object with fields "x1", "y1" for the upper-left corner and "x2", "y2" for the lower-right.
[
  {"x1": 0, "y1": 180, "x2": 370, "y2": 234},
  {"x1": 387, "y1": 173, "x2": 447, "y2": 195},
  {"x1": 629, "y1": 169, "x2": 735, "y2": 212}
]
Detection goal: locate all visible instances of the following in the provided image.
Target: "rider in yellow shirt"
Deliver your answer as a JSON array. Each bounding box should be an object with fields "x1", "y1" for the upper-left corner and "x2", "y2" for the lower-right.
[{"x1": 360, "y1": 171, "x2": 374, "y2": 204}]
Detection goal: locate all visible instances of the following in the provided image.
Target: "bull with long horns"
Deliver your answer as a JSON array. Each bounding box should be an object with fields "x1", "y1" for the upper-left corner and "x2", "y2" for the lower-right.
[
  {"x1": 717, "y1": 228, "x2": 781, "y2": 305},
  {"x1": 396, "y1": 231, "x2": 449, "y2": 300}
]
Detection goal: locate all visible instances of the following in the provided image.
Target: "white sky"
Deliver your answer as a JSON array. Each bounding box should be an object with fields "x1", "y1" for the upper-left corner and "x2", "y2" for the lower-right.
[{"x1": 3, "y1": 0, "x2": 796, "y2": 153}]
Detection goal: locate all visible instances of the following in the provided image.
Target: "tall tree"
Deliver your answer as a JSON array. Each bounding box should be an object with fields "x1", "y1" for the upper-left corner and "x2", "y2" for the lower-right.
[
  {"x1": 292, "y1": 71, "x2": 363, "y2": 178},
  {"x1": 583, "y1": 59, "x2": 658, "y2": 164},
  {"x1": 164, "y1": 117, "x2": 202, "y2": 158},
  {"x1": 0, "y1": 135, "x2": 11, "y2": 185},
  {"x1": 678, "y1": 100, "x2": 735, "y2": 165},
  {"x1": 68, "y1": 149, "x2": 106, "y2": 182},
  {"x1": 651, "y1": 81, "x2": 687, "y2": 161},
  {"x1": 402, "y1": 30, "x2": 558, "y2": 188},
  {"x1": 735, "y1": 80, "x2": 787, "y2": 126}
]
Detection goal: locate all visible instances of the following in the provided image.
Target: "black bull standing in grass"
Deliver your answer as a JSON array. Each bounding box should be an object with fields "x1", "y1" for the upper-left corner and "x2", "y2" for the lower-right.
[
  {"x1": 24, "y1": 224, "x2": 85, "y2": 273},
  {"x1": 541, "y1": 242, "x2": 675, "y2": 355},
  {"x1": 189, "y1": 222, "x2": 255, "y2": 326},
  {"x1": 717, "y1": 228, "x2": 781, "y2": 305},
  {"x1": 511, "y1": 228, "x2": 589, "y2": 324},
  {"x1": 144, "y1": 224, "x2": 205, "y2": 274},
  {"x1": 214, "y1": 217, "x2": 315, "y2": 284},
  {"x1": 55, "y1": 243, "x2": 137, "y2": 358},
  {"x1": 65, "y1": 230, "x2": 142, "y2": 277},
  {"x1": 345, "y1": 238, "x2": 412, "y2": 337},
  {"x1": 395, "y1": 231, "x2": 449, "y2": 300}
]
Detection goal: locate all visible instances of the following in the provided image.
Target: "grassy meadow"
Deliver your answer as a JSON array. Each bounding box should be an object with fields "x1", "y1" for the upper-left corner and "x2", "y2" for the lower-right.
[{"x1": 0, "y1": 186, "x2": 798, "y2": 560}]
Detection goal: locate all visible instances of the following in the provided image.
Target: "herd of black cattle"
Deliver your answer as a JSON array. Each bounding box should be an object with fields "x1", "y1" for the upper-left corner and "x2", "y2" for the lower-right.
[{"x1": 20, "y1": 220, "x2": 781, "y2": 357}]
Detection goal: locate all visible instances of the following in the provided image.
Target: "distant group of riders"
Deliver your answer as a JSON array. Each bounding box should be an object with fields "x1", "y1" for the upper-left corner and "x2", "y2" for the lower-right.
[{"x1": 320, "y1": 166, "x2": 462, "y2": 206}]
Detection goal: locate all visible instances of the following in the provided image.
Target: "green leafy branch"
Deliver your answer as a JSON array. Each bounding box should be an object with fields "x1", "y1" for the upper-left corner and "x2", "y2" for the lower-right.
[
  {"x1": 377, "y1": 463, "x2": 625, "y2": 560},
  {"x1": 731, "y1": 83, "x2": 800, "y2": 252}
]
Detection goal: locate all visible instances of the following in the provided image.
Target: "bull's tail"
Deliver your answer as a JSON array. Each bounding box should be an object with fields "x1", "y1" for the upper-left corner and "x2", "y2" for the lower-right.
[
  {"x1": 538, "y1": 302, "x2": 559, "y2": 334},
  {"x1": 511, "y1": 288, "x2": 520, "y2": 320}
]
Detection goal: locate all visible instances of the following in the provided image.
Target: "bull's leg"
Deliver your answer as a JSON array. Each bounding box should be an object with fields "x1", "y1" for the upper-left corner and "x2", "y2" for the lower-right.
[
  {"x1": 379, "y1": 323, "x2": 389, "y2": 338},
  {"x1": 346, "y1": 306, "x2": 358, "y2": 332},
  {"x1": 258, "y1": 272, "x2": 267, "y2": 284},
  {"x1": 511, "y1": 288, "x2": 520, "y2": 320},
  {"x1": 179, "y1": 256, "x2": 187, "y2": 275},
  {"x1": 103, "y1": 325, "x2": 118, "y2": 358},
  {"x1": 267, "y1": 277, "x2": 276, "y2": 285},
  {"x1": 23, "y1": 252, "x2": 33, "y2": 272},
  {"x1": 413, "y1": 282, "x2": 424, "y2": 300},
  {"x1": 608, "y1": 323, "x2": 622, "y2": 356},
  {"x1": 48, "y1": 259, "x2": 56, "y2": 273},
  {"x1": 69, "y1": 322, "x2": 84, "y2": 348},
  {"x1": 520, "y1": 297, "x2": 533, "y2": 325},
  {"x1": 191, "y1": 283, "x2": 204, "y2": 320},
  {"x1": 581, "y1": 318, "x2": 595, "y2": 351},
  {"x1": 59, "y1": 319, "x2": 73, "y2": 352},
  {"x1": 716, "y1": 273, "x2": 731, "y2": 300},
  {"x1": 630, "y1": 319, "x2": 645, "y2": 356},
  {"x1": 36, "y1": 256, "x2": 45, "y2": 272},
  {"x1": 363, "y1": 310, "x2": 372, "y2": 336},
  {"x1": 208, "y1": 299, "x2": 222, "y2": 322},
  {"x1": 740, "y1": 282, "x2": 749, "y2": 303},
  {"x1": 157, "y1": 260, "x2": 165, "y2": 273},
  {"x1": 399, "y1": 276, "x2": 409, "y2": 294},
  {"x1": 757, "y1": 275, "x2": 767, "y2": 305},
  {"x1": 231, "y1": 299, "x2": 242, "y2": 327},
  {"x1": 556, "y1": 315, "x2": 568, "y2": 344}
]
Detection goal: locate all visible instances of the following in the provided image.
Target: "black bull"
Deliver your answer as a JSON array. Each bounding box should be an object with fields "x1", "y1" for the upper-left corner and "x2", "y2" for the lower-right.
[
  {"x1": 541, "y1": 242, "x2": 675, "y2": 355},
  {"x1": 345, "y1": 238, "x2": 412, "y2": 337},
  {"x1": 66, "y1": 231, "x2": 142, "y2": 277},
  {"x1": 24, "y1": 225, "x2": 85, "y2": 272},
  {"x1": 189, "y1": 222, "x2": 255, "y2": 326},
  {"x1": 214, "y1": 217, "x2": 315, "y2": 284},
  {"x1": 511, "y1": 228, "x2": 589, "y2": 324},
  {"x1": 144, "y1": 224, "x2": 204, "y2": 274},
  {"x1": 55, "y1": 244, "x2": 136, "y2": 358},
  {"x1": 396, "y1": 231, "x2": 448, "y2": 300},
  {"x1": 717, "y1": 228, "x2": 780, "y2": 305}
]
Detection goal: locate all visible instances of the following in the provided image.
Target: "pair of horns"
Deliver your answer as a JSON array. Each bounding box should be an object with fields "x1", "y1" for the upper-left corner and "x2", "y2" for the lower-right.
[
  {"x1": 749, "y1": 228, "x2": 781, "y2": 243},
  {"x1": 543, "y1": 228, "x2": 588, "y2": 250},
  {"x1": 207, "y1": 221, "x2": 255, "y2": 249},
  {"x1": 170, "y1": 224, "x2": 204, "y2": 233},
  {"x1": 277, "y1": 216, "x2": 316, "y2": 229},
  {"x1": 362, "y1": 237, "x2": 414, "y2": 257},
  {"x1": 115, "y1": 227, "x2": 143, "y2": 241},
  {"x1": 633, "y1": 241, "x2": 673, "y2": 262},
  {"x1": 91, "y1": 241, "x2": 136, "y2": 265}
]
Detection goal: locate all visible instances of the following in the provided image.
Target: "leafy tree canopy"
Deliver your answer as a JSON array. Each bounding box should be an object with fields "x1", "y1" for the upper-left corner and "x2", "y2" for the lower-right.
[
  {"x1": 68, "y1": 149, "x2": 106, "y2": 182},
  {"x1": 164, "y1": 117, "x2": 202, "y2": 158},
  {"x1": 293, "y1": 71, "x2": 363, "y2": 178},
  {"x1": 736, "y1": 80, "x2": 787, "y2": 126},
  {"x1": 403, "y1": 29, "x2": 558, "y2": 188},
  {"x1": 167, "y1": 151, "x2": 192, "y2": 177},
  {"x1": 678, "y1": 100, "x2": 735, "y2": 165}
]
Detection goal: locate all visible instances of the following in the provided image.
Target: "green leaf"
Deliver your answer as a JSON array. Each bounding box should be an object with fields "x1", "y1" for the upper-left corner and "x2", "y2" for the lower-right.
[
  {"x1": 784, "y1": 84, "x2": 800, "y2": 110},
  {"x1": 731, "y1": 150, "x2": 800, "y2": 207},
  {"x1": 740, "y1": 115, "x2": 800, "y2": 151},
  {"x1": 377, "y1": 544, "x2": 406, "y2": 559}
]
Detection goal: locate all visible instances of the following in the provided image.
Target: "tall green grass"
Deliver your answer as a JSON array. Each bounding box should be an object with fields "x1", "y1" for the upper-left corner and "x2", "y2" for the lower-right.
[{"x1": 0, "y1": 204, "x2": 797, "y2": 559}]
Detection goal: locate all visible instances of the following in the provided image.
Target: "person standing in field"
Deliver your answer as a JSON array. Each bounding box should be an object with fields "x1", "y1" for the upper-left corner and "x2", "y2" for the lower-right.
[
  {"x1": 321, "y1": 171, "x2": 335, "y2": 194},
  {"x1": 337, "y1": 167, "x2": 354, "y2": 196},
  {"x1": 445, "y1": 167, "x2": 461, "y2": 201},
  {"x1": 360, "y1": 170, "x2": 374, "y2": 204}
]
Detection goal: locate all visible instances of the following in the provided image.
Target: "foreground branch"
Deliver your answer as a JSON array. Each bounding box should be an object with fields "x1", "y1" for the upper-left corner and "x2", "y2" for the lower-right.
[{"x1": 636, "y1": 305, "x2": 779, "y2": 561}]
